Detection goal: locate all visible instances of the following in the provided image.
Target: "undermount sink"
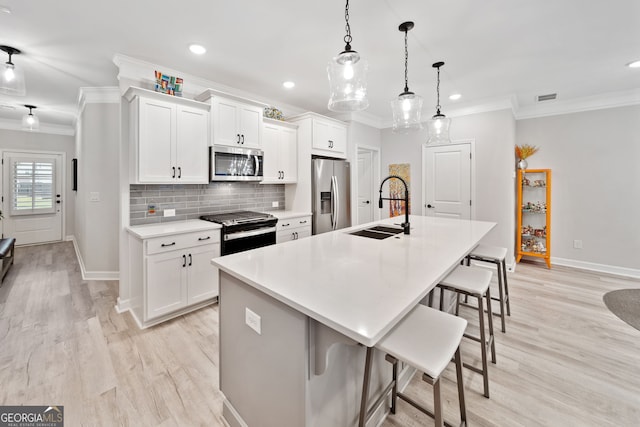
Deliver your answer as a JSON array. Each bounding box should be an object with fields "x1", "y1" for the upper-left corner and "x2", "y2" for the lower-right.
[{"x1": 348, "y1": 226, "x2": 404, "y2": 240}]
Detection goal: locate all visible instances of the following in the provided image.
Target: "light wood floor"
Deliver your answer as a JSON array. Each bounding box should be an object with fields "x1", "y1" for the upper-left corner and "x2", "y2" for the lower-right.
[{"x1": 1, "y1": 242, "x2": 639, "y2": 426}]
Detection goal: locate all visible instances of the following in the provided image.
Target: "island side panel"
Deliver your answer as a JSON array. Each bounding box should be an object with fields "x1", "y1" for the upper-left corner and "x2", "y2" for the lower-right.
[{"x1": 220, "y1": 271, "x2": 307, "y2": 427}]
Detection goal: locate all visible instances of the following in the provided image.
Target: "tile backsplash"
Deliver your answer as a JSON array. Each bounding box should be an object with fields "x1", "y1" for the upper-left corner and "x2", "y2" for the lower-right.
[{"x1": 130, "y1": 182, "x2": 285, "y2": 226}]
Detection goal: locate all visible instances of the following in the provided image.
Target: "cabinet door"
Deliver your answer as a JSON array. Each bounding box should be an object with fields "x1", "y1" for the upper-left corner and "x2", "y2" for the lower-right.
[
  {"x1": 312, "y1": 120, "x2": 331, "y2": 151},
  {"x1": 213, "y1": 98, "x2": 241, "y2": 146},
  {"x1": 280, "y1": 127, "x2": 298, "y2": 183},
  {"x1": 262, "y1": 123, "x2": 281, "y2": 183},
  {"x1": 276, "y1": 230, "x2": 296, "y2": 244},
  {"x1": 138, "y1": 98, "x2": 176, "y2": 182},
  {"x1": 187, "y1": 245, "x2": 220, "y2": 305},
  {"x1": 146, "y1": 251, "x2": 187, "y2": 319},
  {"x1": 328, "y1": 123, "x2": 347, "y2": 155},
  {"x1": 295, "y1": 227, "x2": 312, "y2": 240},
  {"x1": 239, "y1": 104, "x2": 262, "y2": 148},
  {"x1": 176, "y1": 106, "x2": 209, "y2": 183}
]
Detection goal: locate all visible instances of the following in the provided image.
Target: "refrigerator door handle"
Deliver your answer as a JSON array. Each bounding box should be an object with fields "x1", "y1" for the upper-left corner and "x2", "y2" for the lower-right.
[
  {"x1": 333, "y1": 176, "x2": 340, "y2": 230},
  {"x1": 330, "y1": 175, "x2": 336, "y2": 229}
]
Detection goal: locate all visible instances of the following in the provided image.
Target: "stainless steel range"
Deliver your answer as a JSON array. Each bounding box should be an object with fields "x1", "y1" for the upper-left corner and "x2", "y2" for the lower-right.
[{"x1": 200, "y1": 211, "x2": 278, "y2": 255}]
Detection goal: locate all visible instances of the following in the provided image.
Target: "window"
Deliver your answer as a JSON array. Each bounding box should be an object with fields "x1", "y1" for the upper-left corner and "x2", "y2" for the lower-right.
[{"x1": 10, "y1": 158, "x2": 56, "y2": 215}]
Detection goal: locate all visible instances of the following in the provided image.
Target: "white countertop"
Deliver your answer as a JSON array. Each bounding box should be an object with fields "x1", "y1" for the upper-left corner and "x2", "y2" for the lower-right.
[
  {"x1": 212, "y1": 215, "x2": 495, "y2": 347},
  {"x1": 263, "y1": 210, "x2": 312, "y2": 220},
  {"x1": 127, "y1": 219, "x2": 221, "y2": 239}
]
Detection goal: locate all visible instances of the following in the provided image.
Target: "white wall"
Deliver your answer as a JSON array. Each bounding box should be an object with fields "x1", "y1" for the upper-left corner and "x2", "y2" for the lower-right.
[
  {"x1": 380, "y1": 109, "x2": 517, "y2": 262},
  {"x1": 76, "y1": 101, "x2": 120, "y2": 277},
  {"x1": 516, "y1": 105, "x2": 640, "y2": 272},
  {"x1": 347, "y1": 121, "x2": 382, "y2": 224},
  {"x1": 0, "y1": 129, "x2": 75, "y2": 239}
]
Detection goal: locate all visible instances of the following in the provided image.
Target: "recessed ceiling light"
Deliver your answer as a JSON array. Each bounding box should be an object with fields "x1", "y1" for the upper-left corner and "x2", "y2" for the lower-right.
[
  {"x1": 282, "y1": 81, "x2": 295, "y2": 89},
  {"x1": 189, "y1": 44, "x2": 206, "y2": 55},
  {"x1": 627, "y1": 60, "x2": 640, "y2": 68},
  {"x1": 449, "y1": 93, "x2": 462, "y2": 101}
]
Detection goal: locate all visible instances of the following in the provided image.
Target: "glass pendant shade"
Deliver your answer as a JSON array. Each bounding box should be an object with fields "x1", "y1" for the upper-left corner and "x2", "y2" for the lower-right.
[
  {"x1": 22, "y1": 106, "x2": 39, "y2": 131},
  {"x1": 426, "y1": 114, "x2": 451, "y2": 144},
  {"x1": 327, "y1": 50, "x2": 369, "y2": 112},
  {"x1": 0, "y1": 46, "x2": 26, "y2": 96},
  {"x1": 391, "y1": 92, "x2": 423, "y2": 133}
]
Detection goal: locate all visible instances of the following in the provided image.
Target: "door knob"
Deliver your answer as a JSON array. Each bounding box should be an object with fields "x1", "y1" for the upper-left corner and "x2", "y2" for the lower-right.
[
  {"x1": 364, "y1": 201, "x2": 370, "y2": 204},
  {"x1": 427, "y1": 204, "x2": 435, "y2": 208}
]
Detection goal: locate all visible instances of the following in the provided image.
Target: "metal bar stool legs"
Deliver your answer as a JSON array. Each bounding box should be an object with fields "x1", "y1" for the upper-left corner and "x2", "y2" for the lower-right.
[
  {"x1": 359, "y1": 306, "x2": 468, "y2": 427},
  {"x1": 439, "y1": 266, "x2": 496, "y2": 398},
  {"x1": 467, "y1": 244, "x2": 511, "y2": 333}
]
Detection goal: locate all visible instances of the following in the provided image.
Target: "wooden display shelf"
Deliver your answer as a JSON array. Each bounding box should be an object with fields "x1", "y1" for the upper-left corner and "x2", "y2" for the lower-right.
[{"x1": 516, "y1": 168, "x2": 551, "y2": 268}]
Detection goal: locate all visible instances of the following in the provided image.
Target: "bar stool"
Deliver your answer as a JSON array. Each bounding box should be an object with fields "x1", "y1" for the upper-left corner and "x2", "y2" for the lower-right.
[
  {"x1": 358, "y1": 306, "x2": 467, "y2": 427},
  {"x1": 438, "y1": 265, "x2": 495, "y2": 398},
  {"x1": 467, "y1": 244, "x2": 510, "y2": 333}
]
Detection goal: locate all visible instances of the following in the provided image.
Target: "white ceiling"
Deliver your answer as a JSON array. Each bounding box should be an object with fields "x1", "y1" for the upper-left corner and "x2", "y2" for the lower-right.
[{"x1": 1, "y1": 0, "x2": 639, "y2": 130}]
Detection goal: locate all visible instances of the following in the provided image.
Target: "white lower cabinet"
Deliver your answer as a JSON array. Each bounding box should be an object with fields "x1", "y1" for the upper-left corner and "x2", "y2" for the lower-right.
[
  {"x1": 276, "y1": 215, "x2": 312, "y2": 244},
  {"x1": 128, "y1": 226, "x2": 221, "y2": 328}
]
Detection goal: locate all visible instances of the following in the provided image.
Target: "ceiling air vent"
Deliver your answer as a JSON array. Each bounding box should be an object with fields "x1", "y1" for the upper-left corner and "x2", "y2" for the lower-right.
[{"x1": 536, "y1": 93, "x2": 557, "y2": 102}]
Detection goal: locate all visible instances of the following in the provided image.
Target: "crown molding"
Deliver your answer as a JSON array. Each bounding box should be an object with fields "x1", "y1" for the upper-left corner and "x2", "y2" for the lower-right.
[
  {"x1": 0, "y1": 118, "x2": 75, "y2": 136},
  {"x1": 515, "y1": 89, "x2": 640, "y2": 120},
  {"x1": 77, "y1": 87, "x2": 120, "y2": 117},
  {"x1": 112, "y1": 54, "x2": 305, "y2": 118}
]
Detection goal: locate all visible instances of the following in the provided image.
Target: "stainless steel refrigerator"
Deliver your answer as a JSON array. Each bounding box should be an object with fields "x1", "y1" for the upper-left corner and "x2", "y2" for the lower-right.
[{"x1": 312, "y1": 158, "x2": 351, "y2": 234}]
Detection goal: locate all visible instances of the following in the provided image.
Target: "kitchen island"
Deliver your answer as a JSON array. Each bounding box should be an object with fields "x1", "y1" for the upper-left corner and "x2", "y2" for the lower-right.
[{"x1": 212, "y1": 215, "x2": 495, "y2": 427}]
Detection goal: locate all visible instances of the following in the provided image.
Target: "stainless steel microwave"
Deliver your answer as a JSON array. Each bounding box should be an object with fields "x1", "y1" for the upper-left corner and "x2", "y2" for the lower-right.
[{"x1": 210, "y1": 145, "x2": 264, "y2": 181}]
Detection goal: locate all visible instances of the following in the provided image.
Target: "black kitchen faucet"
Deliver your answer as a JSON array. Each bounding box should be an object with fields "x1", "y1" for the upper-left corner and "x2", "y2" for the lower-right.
[{"x1": 378, "y1": 175, "x2": 410, "y2": 235}]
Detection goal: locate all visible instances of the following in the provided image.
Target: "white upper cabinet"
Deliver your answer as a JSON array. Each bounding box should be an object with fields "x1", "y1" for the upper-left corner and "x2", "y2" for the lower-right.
[
  {"x1": 196, "y1": 89, "x2": 266, "y2": 149},
  {"x1": 311, "y1": 118, "x2": 347, "y2": 158},
  {"x1": 262, "y1": 118, "x2": 298, "y2": 184},
  {"x1": 288, "y1": 112, "x2": 348, "y2": 159},
  {"x1": 126, "y1": 87, "x2": 210, "y2": 184}
]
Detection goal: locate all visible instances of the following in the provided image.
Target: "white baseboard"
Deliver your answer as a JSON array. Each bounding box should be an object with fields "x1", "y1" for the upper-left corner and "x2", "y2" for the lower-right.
[
  {"x1": 70, "y1": 236, "x2": 120, "y2": 281},
  {"x1": 551, "y1": 256, "x2": 640, "y2": 279},
  {"x1": 115, "y1": 297, "x2": 130, "y2": 313}
]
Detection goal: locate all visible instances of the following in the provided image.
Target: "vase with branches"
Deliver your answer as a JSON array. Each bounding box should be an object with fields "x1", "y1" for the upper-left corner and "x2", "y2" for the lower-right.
[{"x1": 515, "y1": 144, "x2": 539, "y2": 169}]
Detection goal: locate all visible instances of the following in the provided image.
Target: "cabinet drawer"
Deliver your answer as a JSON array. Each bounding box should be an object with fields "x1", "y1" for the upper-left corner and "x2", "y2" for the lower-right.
[
  {"x1": 146, "y1": 230, "x2": 221, "y2": 255},
  {"x1": 276, "y1": 216, "x2": 311, "y2": 232}
]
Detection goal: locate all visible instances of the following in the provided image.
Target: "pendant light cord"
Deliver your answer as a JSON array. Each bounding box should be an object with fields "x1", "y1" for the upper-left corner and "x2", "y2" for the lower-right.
[
  {"x1": 343, "y1": 0, "x2": 352, "y2": 51},
  {"x1": 404, "y1": 30, "x2": 409, "y2": 93},
  {"x1": 436, "y1": 65, "x2": 442, "y2": 113}
]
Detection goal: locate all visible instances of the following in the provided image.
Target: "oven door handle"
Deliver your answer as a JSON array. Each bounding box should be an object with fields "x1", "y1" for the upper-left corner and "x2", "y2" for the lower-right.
[{"x1": 224, "y1": 226, "x2": 277, "y2": 241}]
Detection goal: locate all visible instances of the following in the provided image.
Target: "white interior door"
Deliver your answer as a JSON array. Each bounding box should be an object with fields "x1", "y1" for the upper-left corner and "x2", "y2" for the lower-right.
[
  {"x1": 2, "y1": 151, "x2": 63, "y2": 245},
  {"x1": 357, "y1": 150, "x2": 373, "y2": 225},
  {"x1": 423, "y1": 143, "x2": 472, "y2": 219}
]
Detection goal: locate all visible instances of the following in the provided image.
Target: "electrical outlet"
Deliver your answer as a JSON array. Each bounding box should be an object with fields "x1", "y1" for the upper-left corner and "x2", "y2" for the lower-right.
[
  {"x1": 245, "y1": 307, "x2": 261, "y2": 335},
  {"x1": 573, "y1": 240, "x2": 583, "y2": 249},
  {"x1": 164, "y1": 208, "x2": 175, "y2": 217},
  {"x1": 272, "y1": 201, "x2": 279, "y2": 208}
]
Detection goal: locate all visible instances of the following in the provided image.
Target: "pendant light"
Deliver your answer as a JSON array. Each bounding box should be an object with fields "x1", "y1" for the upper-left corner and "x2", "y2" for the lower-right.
[
  {"x1": 22, "y1": 105, "x2": 39, "y2": 131},
  {"x1": 390, "y1": 21, "x2": 423, "y2": 133},
  {"x1": 426, "y1": 61, "x2": 452, "y2": 145},
  {"x1": 0, "y1": 45, "x2": 26, "y2": 96},
  {"x1": 327, "y1": 0, "x2": 369, "y2": 112}
]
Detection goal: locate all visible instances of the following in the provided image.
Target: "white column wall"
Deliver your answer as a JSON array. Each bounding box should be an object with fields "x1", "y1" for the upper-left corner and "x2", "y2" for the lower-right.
[{"x1": 76, "y1": 102, "x2": 120, "y2": 276}]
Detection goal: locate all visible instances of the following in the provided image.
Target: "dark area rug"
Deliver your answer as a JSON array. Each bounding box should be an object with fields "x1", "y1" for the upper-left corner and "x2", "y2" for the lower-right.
[{"x1": 603, "y1": 289, "x2": 640, "y2": 331}]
